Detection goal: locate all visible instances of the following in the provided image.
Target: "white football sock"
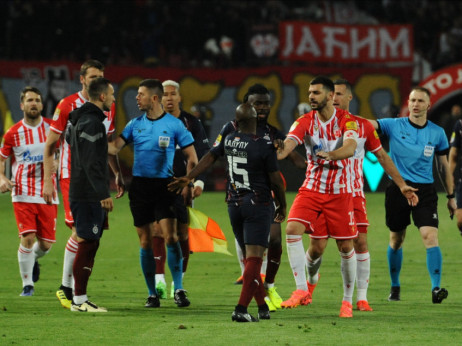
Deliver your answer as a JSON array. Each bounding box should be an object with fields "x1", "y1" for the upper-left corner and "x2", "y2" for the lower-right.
[
  {"x1": 235, "y1": 238, "x2": 245, "y2": 275},
  {"x1": 33, "y1": 241, "x2": 50, "y2": 260},
  {"x1": 340, "y1": 249, "x2": 356, "y2": 303},
  {"x1": 306, "y1": 251, "x2": 322, "y2": 285},
  {"x1": 356, "y1": 251, "x2": 370, "y2": 301},
  {"x1": 286, "y1": 235, "x2": 308, "y2": 290},
  {"x1": 261, "y1": 248, "x2": 268, "y2": 276},
  {"x1": 155, "y1": 274, "x2": 166, "y2": 284},
  {"x1": 73, "y1": 294, "x2": 88, "y2": 305},
  {"x1": 62, "y1": 237, "x2": 78, "y2": 288},
  {"x1": 18, "y1": 244, "x2": 34, "y2": 287}
]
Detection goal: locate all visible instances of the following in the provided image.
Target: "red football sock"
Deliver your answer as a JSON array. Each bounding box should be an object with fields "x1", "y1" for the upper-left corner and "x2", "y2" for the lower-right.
[
  {"x1": 254, "y1": 269, "x2": 266, "y2": 305},
  {"x1": 152, "y1": 236, "x2": 166, "y2": 275},
  {"x1": 180, "y1": 239, "x2": 190, "y2": 273},
  {"x1": 73, "y1": 240, "x2": 99, "y2": 296},
  {"x1": 238, "y1": 256, "x2": 263, "y2": 307},
  {"x1": 265, "y1": 245, "x2": 282, "y2": 284}
]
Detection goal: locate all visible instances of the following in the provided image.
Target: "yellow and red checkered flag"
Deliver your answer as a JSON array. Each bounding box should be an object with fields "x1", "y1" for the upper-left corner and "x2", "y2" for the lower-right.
[{"x1": 188, "y1": 207, "x2": 231, "y2": 255}]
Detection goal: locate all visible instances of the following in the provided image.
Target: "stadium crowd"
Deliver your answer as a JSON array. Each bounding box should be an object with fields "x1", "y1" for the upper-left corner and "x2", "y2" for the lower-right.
[{"x1": 1, "y1": 0, "x2": 461, "y2": 70}]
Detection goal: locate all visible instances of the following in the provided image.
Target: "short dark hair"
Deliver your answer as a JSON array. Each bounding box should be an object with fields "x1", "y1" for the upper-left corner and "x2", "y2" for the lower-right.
[
  {"x1": 88, "y1": 77, "x2": 111, "y2": 101},
  {"x1": 20, "y1": 86, "x2": 42, "y2": 103},
  {"x1": 333, "y1": 79, "x2": 353, "y2": 93},
  {"x1": 80, "y1": 59, "x2": 105, "y2": 76},
  {"x1": 139, "y1": 79, "x2": 164, "y2": 98},
  {"x1": 411, "y1": 86, "x2": 431, "y2": 98},
  {"x1": 243, "y1": 83, "x2": 269, "y2": 103},
  {"x1": 310, "y1": 76, "x2": 334, "y2": 92}
]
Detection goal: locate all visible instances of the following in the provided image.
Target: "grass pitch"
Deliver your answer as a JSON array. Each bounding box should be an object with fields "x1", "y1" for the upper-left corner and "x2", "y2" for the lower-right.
[{"x1": 1, "y1": 191, "x2": 461, "y2": 345}]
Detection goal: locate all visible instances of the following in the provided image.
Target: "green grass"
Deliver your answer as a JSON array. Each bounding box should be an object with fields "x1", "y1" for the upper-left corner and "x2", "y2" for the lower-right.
[{"x1": 1, "y1": 191, "x2": 462, "y2": 345}]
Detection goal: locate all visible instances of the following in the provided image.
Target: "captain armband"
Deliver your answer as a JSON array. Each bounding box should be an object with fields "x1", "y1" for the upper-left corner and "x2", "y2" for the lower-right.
[{"x1": 343, "y1": 130, "x2": 359, "y2": 141}]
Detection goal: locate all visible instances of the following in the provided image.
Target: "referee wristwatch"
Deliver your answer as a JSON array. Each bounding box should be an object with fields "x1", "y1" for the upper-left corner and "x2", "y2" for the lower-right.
[{"x1": 446, "y1": 193, "x2": 455, "y2": 199}]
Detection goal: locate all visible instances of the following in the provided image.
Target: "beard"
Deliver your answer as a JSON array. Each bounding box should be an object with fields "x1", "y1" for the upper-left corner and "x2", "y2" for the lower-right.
[
  {"x1": 25, "y1": 109, "x2": 41, "y2": 119},
  {"x1": 311, "y1": 97, "x2": 328, "y2": 111}
]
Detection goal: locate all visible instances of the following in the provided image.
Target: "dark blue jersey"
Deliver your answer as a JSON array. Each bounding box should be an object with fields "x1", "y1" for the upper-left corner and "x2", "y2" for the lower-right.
[
  {"x1": 211, "y1": 120, "x2": 284, "y2": 203},
  {"x1": 211, "y1": 120, "x2": 285, "y2": 155},
  {"x1": 221, "y1": 131, "x2": 279, "y2": 205}
]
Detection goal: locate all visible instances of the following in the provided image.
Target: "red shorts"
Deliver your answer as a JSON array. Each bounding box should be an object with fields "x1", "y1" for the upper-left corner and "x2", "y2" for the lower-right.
[
  {"x1": 59, "y1": 178, "x2": 74, "y2": 229},
  {"x1": 353, "y1": 196, "x2": 368, "y2": 234},
  {"x1": 13, "y1": 202, "x2": 57, "y2": 242},
  {"x1": 288, "y1": 190, "x2": 357, "y2": 240}
]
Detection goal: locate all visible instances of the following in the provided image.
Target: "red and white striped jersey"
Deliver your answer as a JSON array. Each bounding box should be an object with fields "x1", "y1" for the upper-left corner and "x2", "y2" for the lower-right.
[
  {"x1": 50, "y1": 91, "x2": 115, "y2": 179},
  {"x1": 0, "y1": 117, "x2": 58, "y2": 204},
  {"x1": 287, "y1": 108, "x2": 358, "y2": 194},
  {"x1": 350, "y1": 115, "x2": 382, "y2": 198}
]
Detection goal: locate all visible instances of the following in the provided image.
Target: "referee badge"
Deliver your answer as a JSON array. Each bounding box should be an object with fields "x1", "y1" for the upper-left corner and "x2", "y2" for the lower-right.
[
  {"x1": 159, "y1": 136, "x2": 170, "y2": 148},
  {"x1": 424, "y1": 145, "x2": 434, "y2": 157}
]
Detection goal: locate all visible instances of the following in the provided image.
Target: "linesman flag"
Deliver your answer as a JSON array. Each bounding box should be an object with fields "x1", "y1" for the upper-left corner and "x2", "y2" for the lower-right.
[{"x1": 188, "y1": 207, "x2": 231, "y2": 255}]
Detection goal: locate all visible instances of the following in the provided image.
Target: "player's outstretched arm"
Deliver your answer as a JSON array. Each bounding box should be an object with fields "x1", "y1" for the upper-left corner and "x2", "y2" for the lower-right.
[
  {"x1": 168, "y1": 150, "x2": 218, "y2": 193},
  {"x1": 374, "y1": 148, "x2": 419, "y2": 206},
  {"x1": 317, "y1": 138, "x2": 357, "y2": 161},
  {"x1": 368, "y1": 119, "x2": 379, "y2": 130},
  {"x1": 108, "y1": 136, "x2": 126, "y2": 155},
  {"x1": 276, "y1": 138, "x2": 297, "y2": 160}
]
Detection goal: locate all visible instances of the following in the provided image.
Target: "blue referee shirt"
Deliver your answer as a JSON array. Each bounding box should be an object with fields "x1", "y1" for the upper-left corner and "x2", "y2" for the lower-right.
[
  {"x1": 378, "y1": 117, "x2": 449, "y2": 184},
  {"x1": 121, "y1": 112, "x2": 194, "y2": 178}
]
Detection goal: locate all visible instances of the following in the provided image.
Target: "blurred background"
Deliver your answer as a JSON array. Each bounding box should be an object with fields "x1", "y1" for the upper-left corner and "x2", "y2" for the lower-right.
[{"x1": 1, "y1": 0, "x2": 461, "y2": 191}]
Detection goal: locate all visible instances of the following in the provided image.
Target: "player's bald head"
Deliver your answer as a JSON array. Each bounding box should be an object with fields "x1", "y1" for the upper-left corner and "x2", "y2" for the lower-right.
[{"x1": 235, "y1": 103, "x2": 257, "y2": 123}]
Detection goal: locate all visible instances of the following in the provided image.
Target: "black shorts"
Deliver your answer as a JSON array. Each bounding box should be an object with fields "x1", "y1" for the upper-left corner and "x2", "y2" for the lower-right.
[
  {"x1": 128, "y1": 176, "x2": 177, "y2": 227},
  {"x1": 173, "y1": 194, "x2": 188, "y2": 225},
  {"x1": 70, "y1": 200, "x2": 106, "y2": 240},
  {"x1": 456, "y1": 181, "x2": 462, "y2": 209},
  {"x1": 385, "y1": 181, "x2": 438, "y2": 231},
  {"x1": 228, "y1": 202, "x2": 274, "y2": 249}
]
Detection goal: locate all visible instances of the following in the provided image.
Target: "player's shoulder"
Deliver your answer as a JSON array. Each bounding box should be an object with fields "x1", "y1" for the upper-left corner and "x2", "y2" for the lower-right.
[
  {"x1": 427, "y1": 120, "x2": 447, "y2": 135},
  {"x1": 58, "y1": 92, "x2": 82, "y2": 108},
  {"x1": 337, "y1": 110, "x2": 358, "y2": 130},
  {"x1": 254, "y1": 134, "x2": 275, "y2": 150},
  {"x1": 289, "y1": 111, "x2": 314, "y2": 129},
  {"x1": 179, "y1": 110, "x2": 197, "y2": 123},
  {"x1": 126, "y1": 113, "x2": 146, "y2": 126},
  {"x1": 166, "y1": 112, "x2": 189, "y2": 129},
  {"x1": 4, "y1": 119, "x2": 24, "y2": 137},
  {"x1": 300, "y1": 110, "x2": 316, "y2": 120},
  {"x1": 223, "y1": 120, "x2": 237, "y2": 130},
  {"x1": 353, "y1": 115, "x2": 374, "y2": 129},
  {"x1": 52, "y1": 92, "x2": 83, "y2": 121},
  {"x1": 42, "y1": 117, "x2": 53, "y2": 126},
  {"x1": 377, "y1": 116, "x2": 403, "y2": 128},
  {"x1": 337, "y1": 109, "x2": 355, "y2": 121}
]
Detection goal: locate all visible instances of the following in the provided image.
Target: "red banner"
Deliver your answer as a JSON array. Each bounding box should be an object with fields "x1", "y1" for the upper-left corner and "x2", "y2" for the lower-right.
[{"x1": 279, "y1": 22, "x2": 413, "y2": 64}]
